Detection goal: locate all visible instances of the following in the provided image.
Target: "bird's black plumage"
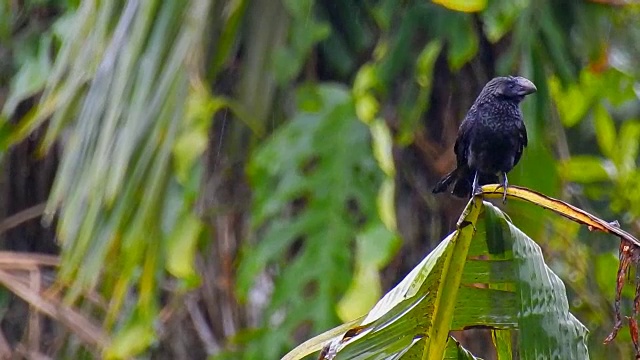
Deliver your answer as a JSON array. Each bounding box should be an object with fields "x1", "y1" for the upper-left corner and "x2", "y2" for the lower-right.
[{"x1": 432, "y1": 76, "x2": 537, "y2": 200}]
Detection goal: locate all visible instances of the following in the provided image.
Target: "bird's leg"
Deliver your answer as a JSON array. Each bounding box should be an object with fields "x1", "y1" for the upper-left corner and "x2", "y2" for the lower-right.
[
  {"x1": 500, "y1": 172, "x2": 509, "y2": 203},
  {"x1": 493, "y1": 172, "x2": 509, "y2": 203},
  {"x1": 471, "y1": 171, "x2": 482, "y2": 196}
]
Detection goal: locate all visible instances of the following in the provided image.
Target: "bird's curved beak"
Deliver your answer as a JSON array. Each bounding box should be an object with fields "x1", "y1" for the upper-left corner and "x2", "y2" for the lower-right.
[{"x1": 515, "y1": 77, "x2": 537, "y2": 96}]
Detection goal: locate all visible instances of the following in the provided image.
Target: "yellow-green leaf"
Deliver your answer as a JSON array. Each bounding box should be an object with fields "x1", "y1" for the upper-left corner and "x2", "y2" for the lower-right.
[
  {"x1": 559, "y1": 155, "x2": 614, "y2": 183},
  {"x1": 594, "y1": 103, "x2": 616, "y2": 158},
  {"x1": 432, "y1": 0, "x2": 487, "y2": 12},
  {"x1": 548, "y1": 76, "x2": 592, "y2": 128},
  {"x1": 337, "y1": 263, "x2": 380, "y2": 321},
  {"x1": 166, "y1": 213, "x2": 202, "y2": 281},
  {"x1": 106, "y1": 321, "x2": 155, "y2": 359}
]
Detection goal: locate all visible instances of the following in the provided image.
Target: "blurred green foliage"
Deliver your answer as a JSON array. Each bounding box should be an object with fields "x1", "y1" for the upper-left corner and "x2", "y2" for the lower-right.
[
  {"x1": 1, "y1": 0, "x2": 640, "y2": 359},
  {"x1": 238, "y1": 84, "x2": 398, "y2": 358}
]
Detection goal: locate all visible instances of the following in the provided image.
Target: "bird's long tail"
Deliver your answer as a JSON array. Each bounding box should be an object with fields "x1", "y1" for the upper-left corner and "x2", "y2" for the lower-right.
[
  {"x1": 432, "y1": 169, "x2": 461, "y2": 194},
  {"x1": 432, "y1": 167, "x2": 498, "y2": 198}
]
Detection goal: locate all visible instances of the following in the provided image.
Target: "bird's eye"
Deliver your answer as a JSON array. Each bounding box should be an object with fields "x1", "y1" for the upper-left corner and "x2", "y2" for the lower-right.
[{"x1": 509, "y1": 83, "x2": 515, "y2": 89}]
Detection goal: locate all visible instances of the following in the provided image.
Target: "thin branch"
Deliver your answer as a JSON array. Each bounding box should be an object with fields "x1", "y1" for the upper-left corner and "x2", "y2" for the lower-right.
[
  {"x1": 28, "y1": 269, "x2": 42, "y2": 354},
  {"x1": 0, "y1": 269, "x2": 109, "y2": 349},
  {"x1": 15, "y1": 344, "x2": 51, "y2": 360},
  {"x1": 0, "y1": 203, "x2": 47, "y2": 235},
  {"x1": 186, "y1": 295, "x2": 220, "y2": 355},
  {"x1": 0, "y1": 251, "x2": 58, "y2": 269}
]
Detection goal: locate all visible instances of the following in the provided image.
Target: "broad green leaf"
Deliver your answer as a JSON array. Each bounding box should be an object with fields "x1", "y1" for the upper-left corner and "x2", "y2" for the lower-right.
[
  {"x1": 450, "y1": 287, "x2": 517, "y2": 329},
  {"x1": 281, "y1": 318, "x2": 365, "y2": 360},
  {"x1": 284, "y1": 197, "x2": 483, "y2": 359},
  {"x1": 287, "y1": 199, "x2": 589, "y2": 359},
  {"x1": 559, "y1": 156, "x2": 614, "y2": 183},
  {"x1": 492, "y1": 330, "x2": 513, "y2": 360},
  {"x1": 483, "y1": 203, "x2": 589, "y2": 359},
  {"x1": 444, "y1": 337, "x2": 483, "y2": 360},
  {"x1": 402, "y1": 336, "x2": 484, "y2": 360}
]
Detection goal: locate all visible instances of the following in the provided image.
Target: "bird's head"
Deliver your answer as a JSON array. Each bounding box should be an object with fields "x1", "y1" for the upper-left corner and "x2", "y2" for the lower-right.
[{"x1": 485, "y1": 76, "x2": 537, "y2": 103}]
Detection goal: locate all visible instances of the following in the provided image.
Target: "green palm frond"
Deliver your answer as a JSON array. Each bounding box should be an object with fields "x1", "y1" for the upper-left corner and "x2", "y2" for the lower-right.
[{"x1": 4, "y1": 0, "x2": 219, "y2": 357}]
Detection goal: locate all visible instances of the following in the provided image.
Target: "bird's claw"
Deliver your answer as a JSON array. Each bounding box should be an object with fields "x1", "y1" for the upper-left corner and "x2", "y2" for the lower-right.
[{"x1": 492, "y1": 184, "x2": 508, "y2": 204}]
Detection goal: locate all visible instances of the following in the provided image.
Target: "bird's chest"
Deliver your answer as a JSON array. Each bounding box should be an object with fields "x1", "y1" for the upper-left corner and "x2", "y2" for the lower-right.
[
  {"x1": 473, "y1": 104, "x2": 521, "y2": 145},
  {"x1": 466, "y1": 107, "x2": 522, "y2": 172},
  {"x1": 472, "y1": 118, "x2": 519, "y2": 145}
]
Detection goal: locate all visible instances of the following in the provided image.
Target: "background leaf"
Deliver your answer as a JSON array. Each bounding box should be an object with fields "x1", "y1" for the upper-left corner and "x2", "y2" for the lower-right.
[
  {"x1": 238, "y1": 84, "x2": 395, "y2": 358},
  {"x1": 559, "y1": 156, "x2": 614, "y2": 184}
]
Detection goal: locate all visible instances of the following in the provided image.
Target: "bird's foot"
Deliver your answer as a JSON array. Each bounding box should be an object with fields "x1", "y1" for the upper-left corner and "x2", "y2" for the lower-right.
[
  {"x1": 493, "y1": 184, "x2": 508, "y2": 203},
  {"x1": 496, "y1": 172, "x2": 508, "y2": 204}
]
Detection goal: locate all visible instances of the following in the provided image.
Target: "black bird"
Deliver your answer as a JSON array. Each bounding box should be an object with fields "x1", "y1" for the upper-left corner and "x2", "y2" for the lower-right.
[{"x1": 432, "y1": 76, "x2": 537, "y2": 202}]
